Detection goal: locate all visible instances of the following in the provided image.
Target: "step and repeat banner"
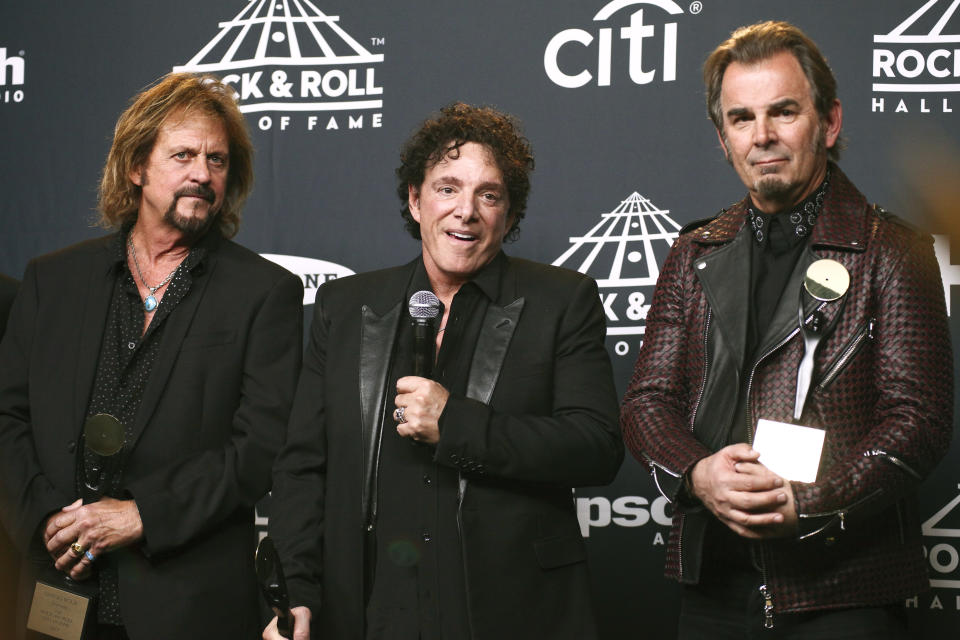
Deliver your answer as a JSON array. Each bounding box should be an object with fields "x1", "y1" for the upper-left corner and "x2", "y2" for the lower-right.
[{"x1": 2, "y1": 1, "x2": 958, "y2": 637}]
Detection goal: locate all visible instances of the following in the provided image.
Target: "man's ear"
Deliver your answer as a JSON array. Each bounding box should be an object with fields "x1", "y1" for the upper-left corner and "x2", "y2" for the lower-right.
[
  {"x1": 716, "y1": 128, "x2": 730, "y2": 162},
  {"x1": 129, "y1": 166, "x2": 145, "y2": 187},
  {"x1": 408, "y1": 184, "x2": 421, "y2": 222},
  {"x1": 823, "y1": 99, "x2": 843, "y2": 150}
]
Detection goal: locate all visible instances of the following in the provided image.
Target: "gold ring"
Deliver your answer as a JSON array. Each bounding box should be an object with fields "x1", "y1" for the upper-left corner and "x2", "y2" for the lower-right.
[{"x1": 70, "y1": 541, "x2": 86, "y2": 556}]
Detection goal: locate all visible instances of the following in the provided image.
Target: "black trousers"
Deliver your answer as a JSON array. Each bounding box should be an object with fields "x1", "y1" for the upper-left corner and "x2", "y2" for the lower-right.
[{"x1": 678, "y1": 569, "x2": 908, "y2": 640}]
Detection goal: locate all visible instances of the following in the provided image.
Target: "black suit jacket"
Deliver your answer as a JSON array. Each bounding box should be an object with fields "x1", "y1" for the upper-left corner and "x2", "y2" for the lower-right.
[
  {"x1": 0, "y1": 274, "x2": 16, "y2": 337},
  {"x1": 0, "y1": 274, "x2": 19, "y2": 640},
  {"x1": 0, "y1": 232, "x2": 303, "y2": 639},
  {"x1": 271, "y1": 254, "x2": 622, "y2": 640}
]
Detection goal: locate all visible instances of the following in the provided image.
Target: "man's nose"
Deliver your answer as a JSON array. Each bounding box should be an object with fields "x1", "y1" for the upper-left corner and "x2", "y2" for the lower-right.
[
  {"x1": 753, "y1": 116, "x2": 776, "y2": 147},
  {"x1": 455, "y1": 195, "x2": 477, "y2": 221},
  {"x1": 189, "y1": 156, "x2": 211, "y2": 183}
]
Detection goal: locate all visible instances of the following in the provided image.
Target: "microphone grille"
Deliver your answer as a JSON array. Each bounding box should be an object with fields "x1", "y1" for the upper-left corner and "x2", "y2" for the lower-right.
[{"x1": 408, "y1": 290, "x2": 441, "y2": 319}]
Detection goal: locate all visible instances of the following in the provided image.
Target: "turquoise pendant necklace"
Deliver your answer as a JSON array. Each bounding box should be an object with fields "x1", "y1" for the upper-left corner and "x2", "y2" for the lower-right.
[{"x1": 128, "y1": 236, "x2": 179, "y2": 312}]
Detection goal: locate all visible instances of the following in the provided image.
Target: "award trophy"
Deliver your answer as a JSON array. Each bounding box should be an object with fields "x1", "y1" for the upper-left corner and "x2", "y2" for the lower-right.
[
  {"x1": 256, "y1": 536, "x2": 294, "y2": 639},
  {"x1": 27, "y1": 414, "x2": 125, "y2": 640}
]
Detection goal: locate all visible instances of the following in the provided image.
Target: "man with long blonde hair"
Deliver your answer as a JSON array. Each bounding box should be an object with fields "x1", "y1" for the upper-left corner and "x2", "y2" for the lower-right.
[{"x1": 0, "y1": 72, "x2": 302, "y2": 639}]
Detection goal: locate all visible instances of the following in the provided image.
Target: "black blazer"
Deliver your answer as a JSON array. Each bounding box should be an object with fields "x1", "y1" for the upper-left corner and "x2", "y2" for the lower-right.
[
  {"x1": 0, "y1": 232, "x2": 303, "y2": 639},
  {"x1": 0, "y1": 274, "x2": 16, "y2": 337},
  {"x1": 271, "y1": 254, "x2": 622, "y2": 640}
]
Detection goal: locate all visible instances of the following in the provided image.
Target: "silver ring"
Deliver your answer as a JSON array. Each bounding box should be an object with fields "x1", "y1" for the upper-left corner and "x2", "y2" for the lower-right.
[
  {"x1": 83, "y1": 550, "x2": 96, "y2": 563},
  {"x1": 394, "y1": 406, "x2": 407, "y2": 424}
]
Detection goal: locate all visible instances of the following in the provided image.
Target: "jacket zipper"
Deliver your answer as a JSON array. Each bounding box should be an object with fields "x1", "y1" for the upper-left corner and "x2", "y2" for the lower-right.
[
  {"x1": 815, "y1": 318, "x2": 874, "y2": 391},
  {"x1": 744, "y1": 324, "x2": 804, "y2": 629},
  {"x1": 677, "y1": 309, "x2": 711, "y2": 583},
  {"x1": 689, "y1": 309, "x2": 712, "y2": 433}
]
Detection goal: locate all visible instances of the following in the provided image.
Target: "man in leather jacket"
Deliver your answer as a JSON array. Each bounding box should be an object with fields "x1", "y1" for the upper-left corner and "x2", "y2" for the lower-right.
[
  {"x1": 265, "y1": 103, "x2": 623, "y2": 640},
  {"x1": 620, "y1": 21, "x2": 952, "y2": 639}
]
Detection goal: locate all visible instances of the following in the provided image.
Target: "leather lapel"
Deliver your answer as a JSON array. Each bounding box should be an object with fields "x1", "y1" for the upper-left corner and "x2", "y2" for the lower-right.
[
  {"x1": 466, "y1": 298, "x2": 524, "y2": 404},
  {"x1": 755, "y1": 248, "x2": 821, "y2": 358},
  {"x1": 359, "y1": 300, "x2": 402, "y2": 521},
  {"x1": 695, "y1": 229, "x2": 751, "y2": 376},
  {"x1": 126, "y1": 250, "x2": 217, "y2": 451},
  {"x1": 72, "y1": 241, "x2": 116, "y2": 436}
]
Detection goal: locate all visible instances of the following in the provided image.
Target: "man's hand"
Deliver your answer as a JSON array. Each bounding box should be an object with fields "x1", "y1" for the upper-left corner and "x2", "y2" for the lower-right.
[
  {"x1": 43, "y1": 497, "x2": 144, "y2": 580},
  {"x1": 263, "y1": 606, "x2": 311, "y2": 640},
  {"x1": 688, "y1": 443, "x2": 797, "y2": 539},
  {"x1": 393, "y1": 376, "x2": 450, "y2": 445}
]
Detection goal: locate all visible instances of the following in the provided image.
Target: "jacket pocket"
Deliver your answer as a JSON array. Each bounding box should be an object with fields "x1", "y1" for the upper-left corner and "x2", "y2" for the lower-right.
[
  {"x1": 816, "y1": 318, "x2": 875, "y2": 391},
  {"x1": 534, "y1": 533, "x2": 587, "y2": 569},
  {"x1": 180, "y1": 329, "x2": 237, "y2": 350}
]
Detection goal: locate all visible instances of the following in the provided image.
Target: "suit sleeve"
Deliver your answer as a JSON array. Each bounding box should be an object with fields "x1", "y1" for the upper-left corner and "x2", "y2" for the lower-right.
[
  {"x1": 434, "y1": 275, "x2": 623, "y2": 487},
  {"x1": 0, "y1": 261, "x2": 74, "y2": 549},
  {"x1": 267, "y1": 287, "x2": 329, "y2": 614},
  {"x1": 125, "y1": 271, "x2": 303, "y2": 555}
]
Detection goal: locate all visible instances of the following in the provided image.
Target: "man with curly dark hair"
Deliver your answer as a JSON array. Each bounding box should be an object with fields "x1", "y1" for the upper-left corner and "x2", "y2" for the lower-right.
[{"x1": 266, "y1": 103, "x2": 623, "y2": 640}]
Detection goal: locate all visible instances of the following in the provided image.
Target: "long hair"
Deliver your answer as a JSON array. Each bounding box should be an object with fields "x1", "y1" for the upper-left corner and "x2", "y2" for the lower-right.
[
  {"x1": 395, "y1": 102, "x2": 534, "y2": 241},
  {"x1": 703, "y1": 21, "x2": 843, "y2": 160},
  {"x1": 97, "y1": 73, "x2": 254, "y2": 238}
]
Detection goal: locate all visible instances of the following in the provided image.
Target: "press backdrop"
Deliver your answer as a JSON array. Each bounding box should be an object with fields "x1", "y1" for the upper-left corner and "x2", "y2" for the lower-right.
[{"x1": 2, "y1": 1, "x2": 958, "y2": 637}]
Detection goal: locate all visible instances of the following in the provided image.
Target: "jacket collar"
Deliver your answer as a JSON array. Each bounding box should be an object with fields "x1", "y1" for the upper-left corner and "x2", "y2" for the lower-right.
[{"x1": 691, "y1": 164, "x2": 870, "y2": 253}]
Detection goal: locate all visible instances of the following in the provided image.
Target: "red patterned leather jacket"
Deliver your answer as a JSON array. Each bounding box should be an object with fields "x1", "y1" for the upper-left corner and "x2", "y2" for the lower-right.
[{"x1": 621, "y1": 166, "x2": 953, "y2": 617}]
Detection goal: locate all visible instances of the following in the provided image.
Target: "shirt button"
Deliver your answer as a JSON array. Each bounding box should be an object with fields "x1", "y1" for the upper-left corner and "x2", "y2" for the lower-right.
[
  {"x1": 422, "y1": 531, "x2": 432, "y2": 542},
  {"x1": 127, "y1": 341, "x2": 136, "y2": 350},
  {"x1": 422, "y1": 475, "x2": 432, "y2": 486}
]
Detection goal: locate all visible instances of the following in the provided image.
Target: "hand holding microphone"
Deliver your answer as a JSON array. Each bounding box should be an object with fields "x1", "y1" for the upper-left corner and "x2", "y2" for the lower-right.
[{"x1": 393, "y1": 291, "x2": 447, "y2": 444}]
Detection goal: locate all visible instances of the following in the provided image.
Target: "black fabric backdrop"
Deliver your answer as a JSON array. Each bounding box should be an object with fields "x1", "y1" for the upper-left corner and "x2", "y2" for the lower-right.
[{"x1": 1, "y1": 1, "x2": 958, "y2": 636}]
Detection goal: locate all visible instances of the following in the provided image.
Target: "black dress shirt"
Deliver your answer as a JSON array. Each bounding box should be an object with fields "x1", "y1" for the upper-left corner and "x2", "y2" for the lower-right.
[{"x1": 365, "y1": 254, "x2": 504, "y2": 640}]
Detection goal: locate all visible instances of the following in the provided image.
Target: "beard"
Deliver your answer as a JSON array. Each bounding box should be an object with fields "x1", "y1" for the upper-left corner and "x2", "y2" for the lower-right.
[
  {"x1": 742, "y1": 126, "x2": 828, "y2": 208},
  {"x1": 162, "y1": 185, "x2": 219, "y2": 237}
]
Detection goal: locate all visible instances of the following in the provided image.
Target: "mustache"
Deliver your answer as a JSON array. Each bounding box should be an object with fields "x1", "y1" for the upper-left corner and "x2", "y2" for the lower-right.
[{"x1": 174, "y1": 185, "x2": 216, "y2": 203}]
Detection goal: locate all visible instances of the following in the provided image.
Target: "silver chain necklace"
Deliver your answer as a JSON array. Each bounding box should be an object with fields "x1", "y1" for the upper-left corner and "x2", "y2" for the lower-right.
[{"x1": 127, "y1": 236, "x2": 180, "y2": 312}]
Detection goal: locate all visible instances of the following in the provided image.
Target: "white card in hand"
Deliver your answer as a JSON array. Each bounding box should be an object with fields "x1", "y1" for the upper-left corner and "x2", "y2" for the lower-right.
[{"x1": 752, "y1": 419, "x2": 825, "y2": 483}]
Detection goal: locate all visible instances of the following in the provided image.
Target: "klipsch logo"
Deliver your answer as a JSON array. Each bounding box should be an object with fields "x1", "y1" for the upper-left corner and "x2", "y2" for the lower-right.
[
  {"x1": 0, "y1": 47, "x2": 25, "y2": 104},
  {"x1": 544, "y1": 0, "x2": 686, "y2": 88},
  {"x1": 872, "y1": 0, "x2": 960, "y2": 114},
  {"x1": 261, "y1": 254, "x2": 355, "y2": 305},
  {"x1": 553, "y1": 192, "x2": 681, "y2": 358},
  {"x1": 174, "y1": 1, "x2": 384, "y2": 132}
]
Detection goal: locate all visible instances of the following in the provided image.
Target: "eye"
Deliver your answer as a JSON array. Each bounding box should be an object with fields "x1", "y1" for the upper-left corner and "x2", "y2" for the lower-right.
[
  {"x1": 174, "y1": 151, "x2": 189, "y2": 160},
  {"x1": 438, "y1": 186, "x2": 455, "y2": 195},
  {"x1": 481, "y1": 192, "x2": 502, "y2": 203},
  {"x1": 208, "y1": 154, "x2": 226, "y2": 167}
]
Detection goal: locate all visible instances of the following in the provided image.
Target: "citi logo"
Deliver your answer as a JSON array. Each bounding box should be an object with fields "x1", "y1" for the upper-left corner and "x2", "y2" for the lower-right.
[
  {"x1": 544, "y1": 0, "x2": 684, "y2": 89},
  {"x1": 872, "y1": 0, "x2": 960, "y2": 113},
  {"x1": 260, "y1": 254, "x2": 355, "y2": 305},
  {"x1": 174, "y1": 1, "x2": 383, "y2": 131},
  {"x1": 553, "y1": 192, "x2": 681, "y2": 358},
  {"x1": 0, "y1": 47, "x2": 25, "y2": 104}
]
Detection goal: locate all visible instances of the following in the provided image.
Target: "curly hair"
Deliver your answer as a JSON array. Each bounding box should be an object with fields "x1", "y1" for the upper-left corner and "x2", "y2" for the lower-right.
[
  {"x1": 395, "y1": 102, "x2": 534, "y2": 241},
  {"x1": 704, "y1": 21, "x2": 843, "y2": 160},
  {"x1": 97, "y1": 72, "x2": 254, "y2": 238}
]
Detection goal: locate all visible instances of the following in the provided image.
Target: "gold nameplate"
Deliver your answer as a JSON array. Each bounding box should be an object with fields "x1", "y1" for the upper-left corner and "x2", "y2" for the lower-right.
[{"x1": 27, "y1": 579, "x2": 93, "y2": 640}]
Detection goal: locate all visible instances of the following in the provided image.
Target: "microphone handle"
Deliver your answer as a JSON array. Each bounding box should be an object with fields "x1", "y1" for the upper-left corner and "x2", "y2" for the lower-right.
[
  {"x1": 276, "y1": 607, "x2": 293, "y2": 639},
  {"x1": 412, "y1": 319, "x2": 434, "y2": 378}
]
